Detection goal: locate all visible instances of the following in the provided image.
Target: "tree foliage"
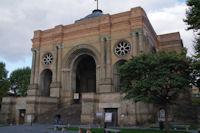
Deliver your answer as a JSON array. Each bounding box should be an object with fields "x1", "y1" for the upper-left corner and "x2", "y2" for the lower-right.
[
  {"x1": 120, "y1": 51, "x2": 193, "y2": 133},
  {"x1": 0, "y1": 62, "x2": 10, "y2": 99},
  {"x1": 10, "y1": 67, "x2": 31, "y2": 96},
  {"x1": 184, "y1": 0, "x2": 200, "y2": 32},
  {"x1": 184, "y1": 0, "x2": 200, "y2": 57},
  {"x1": 184, "y1": 0, "x2": 200, "y2": 91},
  {"x1": 191, "y1": 59, "x2": 200, "y2": 89}
]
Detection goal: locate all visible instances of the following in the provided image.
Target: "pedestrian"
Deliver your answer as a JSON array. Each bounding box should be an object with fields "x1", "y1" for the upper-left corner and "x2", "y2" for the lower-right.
[
  {"x1": 158, "y1": 108, "x2": 165, "y2": 130},
  {"x1": 56, "y1": 114, "x2": 61, "y2": 125}
]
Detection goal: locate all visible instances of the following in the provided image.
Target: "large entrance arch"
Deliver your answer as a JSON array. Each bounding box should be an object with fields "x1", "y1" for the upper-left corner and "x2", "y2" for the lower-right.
[
  {"x1": 62, "y1": 45, "x2": 100, "y2": 105},
  {"x1": 74, "y1": 55, "x2": 96, "y2": 103},
  {"x1": 40, "y1": 69, "x2": 52, "y2": 96}
]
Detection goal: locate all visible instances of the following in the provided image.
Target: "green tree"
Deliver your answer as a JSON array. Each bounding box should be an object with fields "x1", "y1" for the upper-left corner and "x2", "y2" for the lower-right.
[
  {"x1": 0, "y1": 62, "x2": 10, "y2": 100},
  {"x1": 184, "y1": 0, "x2": 200, "y2": 32},
  {"x1": 10, "y1": 67, "x2": 31, "y2": 96},
  {"x1": 120, "y1": 51, "x2": 193, "y2": 133},
  {"x1": 184, "y1": 0, "x2": 200, "y2": 57}
]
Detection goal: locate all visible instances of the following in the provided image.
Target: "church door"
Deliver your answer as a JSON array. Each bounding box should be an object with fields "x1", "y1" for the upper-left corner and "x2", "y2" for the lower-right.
[{"x1": 74, "y1": 55, "x2": 96, "y2": 104}]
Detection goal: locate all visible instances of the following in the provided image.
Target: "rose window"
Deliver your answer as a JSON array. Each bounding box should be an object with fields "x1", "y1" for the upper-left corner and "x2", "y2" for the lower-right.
[
  {"x1": 43, "y1": 53, "x2": 53, "y2": 65},
  {"x1": 114, "y1": 40, "x2": 131, "y2": 56}
]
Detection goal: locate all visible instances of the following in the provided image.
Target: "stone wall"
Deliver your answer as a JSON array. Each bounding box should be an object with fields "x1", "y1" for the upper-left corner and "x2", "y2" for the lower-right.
[
  {"x1": 158, "y1": 32, "x2": 183, "y2": 54},
  {"x1": 81, "y1": 92, "x2": 154, "y2": 126},
  {"x1": 0, "y1": 96, "x2": 58, "y2": 124}
]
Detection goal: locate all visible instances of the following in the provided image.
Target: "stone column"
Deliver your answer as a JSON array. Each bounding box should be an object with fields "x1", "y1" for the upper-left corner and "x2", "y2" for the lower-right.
[
  {"x1": 52, "y1": 46, "x2": 58, "y2": 83},
  {"x1": 99, "y1": 35, "x2": 112, "y2": 93},
  {"x1": 105, "y1": 35, "x2": 111, "y2": 79},
  {"x1": 100, "y1": 37, "x2": 106, "y2": 79},
  {"x1": 50, "y1": 43, "x2": 63, "y2": 98},
  {"x1": 52, "y1": 43, "x2": 63, "y2": 85},
  {"x1": 28, "y1": 47, "x2": 40, "y2": 96},
  {"x1": 57, "y1": 43, "x2": 64, "y2": 83},
  {"x1": 34, "y1": 47, "x2": 40, "y2": 84},
  {"x1": 130, "y1": 31, "x2": 137, "y2": 57},
  {"x1": 138, "y1": 30, "x2": 144, "y2": 54},
  {"x1": 30, "y1": 49, "x2": 36, "y2": 84}
]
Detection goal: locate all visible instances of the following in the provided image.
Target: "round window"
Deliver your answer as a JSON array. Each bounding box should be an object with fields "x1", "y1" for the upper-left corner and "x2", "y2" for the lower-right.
[
  {"x1": 42, "y1": 53, "x2": 53, "y2": 65},
  {"x1": 114, "y1": 40, "x2": 131, "y2": 56}
]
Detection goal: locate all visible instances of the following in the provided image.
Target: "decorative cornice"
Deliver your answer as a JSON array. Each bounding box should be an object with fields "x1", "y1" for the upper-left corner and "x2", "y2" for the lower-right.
[
  {"x1": 53, "y1": 43, "x2": 64, "y2": 49},
  {"x1": 31, "y1": 47, "x2": 40, "y2": 52},
  {"x1": 100, "y1": 35, "x2": 111, "y2": 42}
]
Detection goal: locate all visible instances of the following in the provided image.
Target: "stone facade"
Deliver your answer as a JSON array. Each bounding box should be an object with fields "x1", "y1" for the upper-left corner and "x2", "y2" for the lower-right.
[{"x1": 0, "y1": 7, "x2": 183, "y2": 126}]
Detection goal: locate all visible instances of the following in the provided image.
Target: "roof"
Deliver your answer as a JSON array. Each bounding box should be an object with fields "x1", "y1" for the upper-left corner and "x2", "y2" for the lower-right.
[{"x1": 75, "y1": 9, "x2": 103, "y2": 23}]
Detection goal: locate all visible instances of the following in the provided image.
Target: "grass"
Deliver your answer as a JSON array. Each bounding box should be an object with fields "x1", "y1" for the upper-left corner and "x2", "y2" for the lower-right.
[
  {"x1": 150, "y1": 123, "x2": 199, "y2": 131},
  {"x1": 0, "y1": 124, "x2": 9, "y2": 127},
  {"x1": 64, "y1": 127, "x2": 190, "y2": 133},
  {"x1": 189, "y1": 125, "x2": 199, "y2": 130},
  {"x1": 120, "y1": 129, "x2": 189, "y2": 133}
]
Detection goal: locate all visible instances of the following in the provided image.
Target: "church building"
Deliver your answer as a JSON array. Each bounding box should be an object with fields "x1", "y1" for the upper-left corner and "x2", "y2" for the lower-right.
[{"x1": 0, "y1": 6, "x2": 183, "y2": 126}]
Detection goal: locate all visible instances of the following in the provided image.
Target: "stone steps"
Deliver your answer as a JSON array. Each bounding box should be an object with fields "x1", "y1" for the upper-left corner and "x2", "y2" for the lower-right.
[{"x1": 37, "y1": 104, "x2": 81, "y2": 125}]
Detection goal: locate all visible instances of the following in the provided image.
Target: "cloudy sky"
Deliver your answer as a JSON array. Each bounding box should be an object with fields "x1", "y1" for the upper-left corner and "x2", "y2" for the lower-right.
[{"x1": 0, "y1": 0, "x2": 194, "y2": 75}]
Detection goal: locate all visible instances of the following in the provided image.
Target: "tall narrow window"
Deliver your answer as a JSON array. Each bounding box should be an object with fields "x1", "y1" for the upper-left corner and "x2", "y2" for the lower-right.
[
  {"x1": 40, "y1": 69, "x2": 52, "y2": 96},
  {"x1": 113, "y1": 60, "x2": 126, "y2": 92}
]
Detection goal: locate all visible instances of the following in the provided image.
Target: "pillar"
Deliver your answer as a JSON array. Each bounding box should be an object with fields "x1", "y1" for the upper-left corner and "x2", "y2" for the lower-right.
[
  {"x1": 130, "y1": 29, "x2": 144, "y2": 56},
  {"x1": 99, "y1": 35, "x2": 112, "y2": 93},
  {"x1": 57, "y1": 43, "x2": 63, "y2": 82},
  {"x1": 138, "y1": 30, "x2": 144, "y2": 54},
  {"x1": 30, "y1": 49, "x2": 36, "y2": 84},
  {"x1": 130, "y1": 31, "x2": 137, "y2": 57},
  {"x1": 50, "y1": 43, "x2": 63, "y2": 98},
  {"x1": 34, "y1": 47, "x2": 40, "y2": 84},
  {"x1": 27, "y1": 47, "x2": 40, "y2": 96}
]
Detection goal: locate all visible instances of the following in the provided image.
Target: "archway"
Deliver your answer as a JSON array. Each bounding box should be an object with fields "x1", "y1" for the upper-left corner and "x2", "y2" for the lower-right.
[
  {"x1": 62, "y1": 45, "x2": 100, "y2": 105},
  {"x1": 113, "y1": 60, "x2": 126, "y2": 92},
  {"x1": 40, "y1": 69, "x2": 52, "y2": 96},
  {"x1": 74, "y1": 55, "x2": 96, "y2": 103}
]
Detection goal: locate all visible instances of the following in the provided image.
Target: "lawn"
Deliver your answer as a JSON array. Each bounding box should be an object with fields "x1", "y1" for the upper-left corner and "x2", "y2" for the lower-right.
[
  {"x1": 0, "y1": 124, "x2": 9, "y2": 127},
  {"x1": 65, "y1": 127, "x2": 190, "y2": 133}
]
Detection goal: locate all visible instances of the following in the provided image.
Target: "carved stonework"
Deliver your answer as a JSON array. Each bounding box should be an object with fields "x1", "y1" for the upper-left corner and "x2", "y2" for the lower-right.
[
  {"x1": 53, "y1": 43, "x2": 64, "y2": 49},
  {"x1": 42, "y1": 53, "x2": 53, "y2": 66},
  {"x1": 114, "y1": 40, "x2": 131, "y2": 57},
  {"x1": 31, "y1": 47, "x2": 40, "y2": 52},
  {"x1": 100, "y1": 35, "x2": 111, "y2": 42}
]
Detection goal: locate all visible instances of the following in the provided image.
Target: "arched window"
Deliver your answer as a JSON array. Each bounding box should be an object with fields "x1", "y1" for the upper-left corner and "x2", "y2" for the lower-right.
[
  {"x1": 40, "y1": 69, "x2": 52, "y2": 96},
  {"x1": 113, "y1": 60, "x2": 126, "y2": 92}
]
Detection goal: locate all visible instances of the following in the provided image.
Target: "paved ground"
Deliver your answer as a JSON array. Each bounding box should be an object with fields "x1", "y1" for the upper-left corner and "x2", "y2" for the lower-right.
[
  {"x1": 0, "y1": 124, "x2": 77, "y2": 133},
  {"x1": 0, "y1": 124, "x2": 198, "y2": 133}
]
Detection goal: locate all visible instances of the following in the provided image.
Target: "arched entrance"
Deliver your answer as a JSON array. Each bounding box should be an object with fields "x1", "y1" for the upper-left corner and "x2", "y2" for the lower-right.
[
  {"x1": 74, "y1": 55, "x2": 96, "y2": 103},
  {"x1": 40, "y1": 69, "x2": 52, "y2": 96}
]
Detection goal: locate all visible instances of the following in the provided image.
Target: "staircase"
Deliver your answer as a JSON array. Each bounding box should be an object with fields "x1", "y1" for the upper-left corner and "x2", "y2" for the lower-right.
[{"x1": 37, "y1": 104, "x2": 82, "y2": 125}]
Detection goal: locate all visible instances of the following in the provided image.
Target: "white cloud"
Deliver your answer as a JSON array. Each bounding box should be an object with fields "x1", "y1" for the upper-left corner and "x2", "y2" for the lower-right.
[{"x1": 147, "y1": 3, "x2": 194, "y2": 55}]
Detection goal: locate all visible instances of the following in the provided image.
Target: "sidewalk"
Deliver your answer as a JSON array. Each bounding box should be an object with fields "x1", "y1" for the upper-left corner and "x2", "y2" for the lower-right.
[
  {"x1": 0, "y1": 124, "x2": 198, "y2": 133},
  {"x1": 0, "y1": 124, "x2": 77, "y2": 133}
]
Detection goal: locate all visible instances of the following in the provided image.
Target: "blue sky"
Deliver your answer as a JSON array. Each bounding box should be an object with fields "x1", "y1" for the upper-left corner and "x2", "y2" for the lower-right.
[{"x1": 0, "y1": 0, "x2": 193, "y2": 76}]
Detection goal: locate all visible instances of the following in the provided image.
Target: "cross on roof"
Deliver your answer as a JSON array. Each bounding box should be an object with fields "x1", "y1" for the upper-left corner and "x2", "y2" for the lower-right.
[{"x1": 94, "y1": 0, "x2": 99, "y2": 10}]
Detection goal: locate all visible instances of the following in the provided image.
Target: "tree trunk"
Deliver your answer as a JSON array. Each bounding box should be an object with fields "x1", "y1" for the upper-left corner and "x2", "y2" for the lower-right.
[
  {"x1": 14, "y1": 89, "x2": 17, "y2": 97},
  {"x1": 165, "y1": 104, "x2": 169, "y2": 133}
]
